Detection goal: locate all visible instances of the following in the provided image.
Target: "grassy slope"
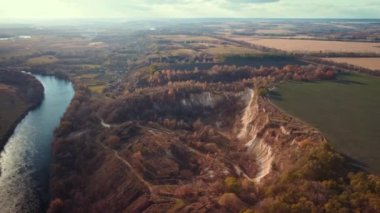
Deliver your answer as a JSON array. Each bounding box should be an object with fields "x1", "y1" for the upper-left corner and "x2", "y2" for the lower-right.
[{"x1": 270, "y1": 73, "x2": 380, "y2": 174}]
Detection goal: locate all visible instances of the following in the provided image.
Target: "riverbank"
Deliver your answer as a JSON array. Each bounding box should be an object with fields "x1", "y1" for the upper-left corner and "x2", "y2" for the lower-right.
[
  {"x1": 0, "y1": 70, "x2": 44, "y2": 150},
  {"x1": 0, "y1": 74, "x2": 74, "y2": 213}
]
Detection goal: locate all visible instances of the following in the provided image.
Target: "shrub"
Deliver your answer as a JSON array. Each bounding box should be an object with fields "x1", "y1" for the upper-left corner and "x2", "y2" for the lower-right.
[
  {"x1": 47, "y1": 198, "x2": 64, "y2": 213},
  {"x1": 256, "y1": 87, "x2": 268, "y2": 97},
  {"x1": 300, "y1": 144, "x2": 345, "y2": 181},
  {"x1": 106, "y1": 135, "x2": 120, "y2": 147},
  {"x1": 224, "y1": 176, "x2": 241, "y2": 193}
]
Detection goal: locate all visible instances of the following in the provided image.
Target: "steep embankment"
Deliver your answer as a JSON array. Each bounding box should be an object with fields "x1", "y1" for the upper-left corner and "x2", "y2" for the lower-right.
[
  {"x1": 236, "y1": 88, "x2": 329, "y2": 184},
  {"x1": 238, "y1": 89, "x2": 273, "y2": 182},
  {"x1": 0, "y1": 70, "x2": 44, "y2": 149}
]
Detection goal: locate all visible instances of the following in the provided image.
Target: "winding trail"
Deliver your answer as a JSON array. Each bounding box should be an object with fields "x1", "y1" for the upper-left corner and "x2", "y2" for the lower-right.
[
  {"x1": 100, "y1": 119, "x2": 111, "y2": 128},
  {"x1": 97, "y1": 98, "x2": 269, "y2": 183},
  {"x1": 96, "y1": 121, "x2": 183, "y2": 201},
  {"x1": 96, "y1": 121, "x2": 155, "y2": 195},
  {"x1": 95, "y1": 141, "x2": 154, "y2": 194}
]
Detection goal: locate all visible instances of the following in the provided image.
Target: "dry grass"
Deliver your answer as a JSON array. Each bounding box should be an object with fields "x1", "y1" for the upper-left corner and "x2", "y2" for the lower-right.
[
  {"x1": 164, "y1": 48, "x2": 198, "y2": 56},
  {"x1": 74, "y1": 73, "x2": 100, "y2": 86},
  {"x1": 27, "y1": 55, "x2": 59, "y2": 65},
  {"x1": 88, "y1": 84, "x2": 107, "y2": 94},
  {"x1": 322, "y1": 57, "x2": 380, "y2": 71},
  {"x1": 76, "y1": 73, "x2": 99, "y2": 79},
  {"x1": 0, "y1": 36, "x2": 104, "y2": 59},
  {"x1": 80, "y1": 64, "x2": 102, "y2": 70},
  {"x1": 229, "y1": 37, "x2": 380, "y2": 54}
]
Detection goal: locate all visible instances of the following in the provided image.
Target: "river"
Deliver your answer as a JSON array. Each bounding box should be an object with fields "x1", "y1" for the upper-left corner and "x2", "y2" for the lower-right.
[{"x1": 0, "y1": 74, "x2": 74, "y2": 213}]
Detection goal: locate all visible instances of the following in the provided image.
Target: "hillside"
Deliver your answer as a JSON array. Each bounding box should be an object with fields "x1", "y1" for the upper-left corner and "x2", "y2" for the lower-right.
[{"x1": 48, "y1": 59, "x2": 379, "y2": 212}]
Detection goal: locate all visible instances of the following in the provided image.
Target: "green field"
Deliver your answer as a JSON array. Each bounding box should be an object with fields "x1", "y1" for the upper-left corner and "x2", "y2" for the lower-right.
[{"x1": 269, "y1": 73, "x2": 380, "y2": 174}]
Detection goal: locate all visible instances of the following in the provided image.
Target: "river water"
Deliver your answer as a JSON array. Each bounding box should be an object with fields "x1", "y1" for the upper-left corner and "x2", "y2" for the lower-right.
[{"x1": 0, "y1": 74, "x2": 74, "y2": 212}]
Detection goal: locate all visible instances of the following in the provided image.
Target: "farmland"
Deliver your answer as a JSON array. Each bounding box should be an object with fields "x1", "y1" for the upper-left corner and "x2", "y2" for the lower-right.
[
  {"x1": 151, "y1": 34, "x2": 262, "y2": 57},
  {"x1": 255, "y1": 29, "x2": 293, "y2": 35},
  {"x1": 322, "y1": 57, "x2": 380, "y2": 71},
  {"x1": 229, "y1": 37, "x2": 380, "y2": 54},
  {"x1": 0, "y1": 36, "x2": 96, "y2": 59},
  {"x1": 270, "y1": 73, "x2": 380, "y2": 173}
]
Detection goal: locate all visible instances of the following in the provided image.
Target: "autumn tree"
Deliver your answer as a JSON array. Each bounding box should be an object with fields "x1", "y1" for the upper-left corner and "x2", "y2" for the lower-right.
[
  {"x1": 47, "y1": 198, "x2": 64, "y2": 213},
  {"x1": 106, "y1": 135, "x2": 120, "y2": 147}
]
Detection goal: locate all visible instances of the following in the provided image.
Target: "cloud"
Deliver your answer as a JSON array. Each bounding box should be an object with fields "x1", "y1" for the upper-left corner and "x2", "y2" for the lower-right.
[
  {"x1": 117, "y1": 0, "x2": 282, "y2": 17},
  {"x1": 59, "y1": 0, "x2": 277, "y2": 18},
  {"x1": 142, "y1": 0, "x2": 279, "y2": 3},
  {"x1": 0, "y1": 0, "x2": 379, "y2": 19},
  {"x1": 234, "y1": 0, "x2": 279, "y2": 3}
]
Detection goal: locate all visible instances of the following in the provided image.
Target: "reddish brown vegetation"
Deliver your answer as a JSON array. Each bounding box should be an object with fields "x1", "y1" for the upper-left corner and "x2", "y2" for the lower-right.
[
  {"x1": 141, "y1": 64, "x2": 337, "y2": 88},
  {"x1": 48, "y1": 57, "x2": 378, "y2": 212}
]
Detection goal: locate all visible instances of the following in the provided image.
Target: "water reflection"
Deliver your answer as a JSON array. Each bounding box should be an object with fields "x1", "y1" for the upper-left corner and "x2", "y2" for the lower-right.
[{"x1": 0, "y1": 75, "x2": 74, "y2": 213}]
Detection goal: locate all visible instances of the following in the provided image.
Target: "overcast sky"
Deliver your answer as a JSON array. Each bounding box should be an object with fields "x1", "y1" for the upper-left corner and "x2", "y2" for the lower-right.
[{"x1": 0, "y1": 0, "x2": 379, "y2": 20}]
